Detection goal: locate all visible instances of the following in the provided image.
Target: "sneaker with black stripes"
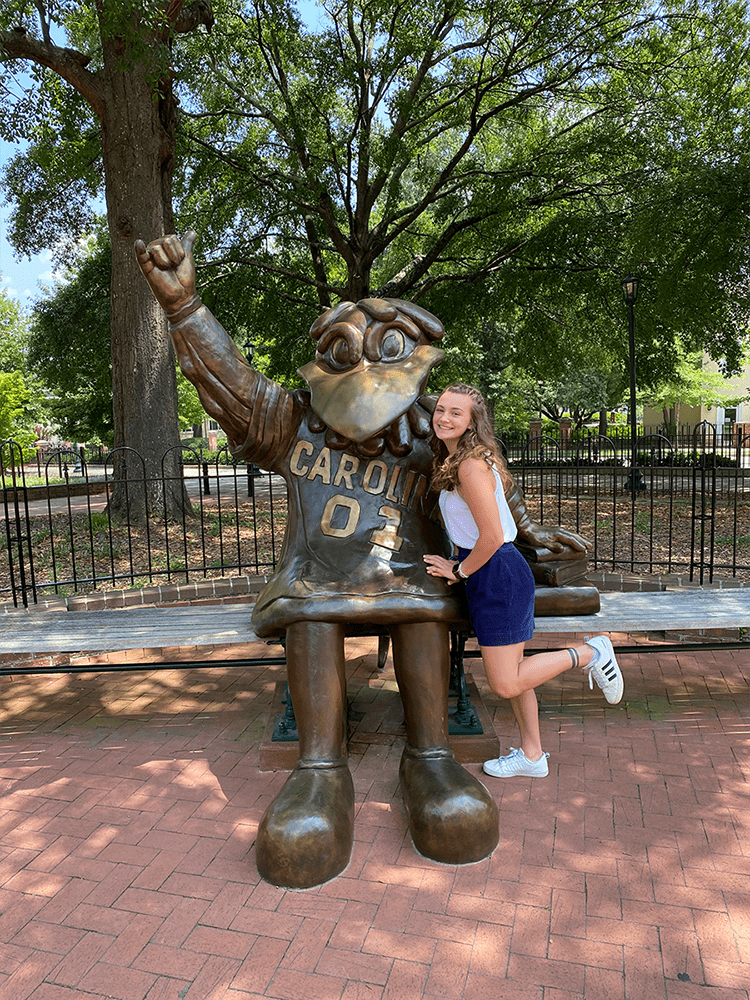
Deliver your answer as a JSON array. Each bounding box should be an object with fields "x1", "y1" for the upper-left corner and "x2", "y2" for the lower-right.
[{"x1": 583, "y1": 635, "x2": 624, "y2": 704}]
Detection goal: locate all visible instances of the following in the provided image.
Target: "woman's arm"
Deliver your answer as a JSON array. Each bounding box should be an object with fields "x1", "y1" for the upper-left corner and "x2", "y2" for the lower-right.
[
  {"x1": 455, "y1": 458, "x2": 504, "y2": 574},
  {"x1": 424, "y1": 457, "x2": 503, "y2": 581}
]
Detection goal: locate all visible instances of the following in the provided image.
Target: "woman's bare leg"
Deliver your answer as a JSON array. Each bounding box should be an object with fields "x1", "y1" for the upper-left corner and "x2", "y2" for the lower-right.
[
  {"x1": 481, "y1": 641, "x2": 595, "y2": 702},
  {"x1": 482, "y1": 638, "x2": 621, "y2": 775},
  {"x1": 508, "y1": 690, "x2": 544, "y2": 761}
]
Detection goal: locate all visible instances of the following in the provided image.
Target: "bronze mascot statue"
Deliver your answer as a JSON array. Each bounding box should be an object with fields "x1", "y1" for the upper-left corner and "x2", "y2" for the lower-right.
[{"x1": 136, "y1": 231, "x2": 587, "y2": 889}]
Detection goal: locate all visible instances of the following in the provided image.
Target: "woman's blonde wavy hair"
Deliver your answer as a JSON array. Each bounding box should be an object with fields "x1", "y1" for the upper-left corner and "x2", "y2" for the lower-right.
[{"x1": 431, "y1": 383, "x2": 512, "y2": 492}]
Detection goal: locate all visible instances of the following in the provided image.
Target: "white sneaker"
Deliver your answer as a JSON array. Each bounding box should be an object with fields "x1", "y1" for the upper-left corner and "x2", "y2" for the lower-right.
[
  {"x1": 483, "y1": 747, "x2": 550, "y2": 778},
  {"x1": 584, "y1": 635, "x2": 624, "y2": 704}
]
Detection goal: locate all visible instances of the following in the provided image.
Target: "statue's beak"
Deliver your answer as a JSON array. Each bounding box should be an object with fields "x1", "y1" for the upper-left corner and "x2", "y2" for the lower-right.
[{"x1": 299, "y1": 345, "x2": 444, "y2": 442}]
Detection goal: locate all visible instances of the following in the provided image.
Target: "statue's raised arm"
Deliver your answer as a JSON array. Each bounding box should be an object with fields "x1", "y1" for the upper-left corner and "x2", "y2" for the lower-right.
[{"x1": 135, "y1": 231, "x2": 295, "y2": 462}]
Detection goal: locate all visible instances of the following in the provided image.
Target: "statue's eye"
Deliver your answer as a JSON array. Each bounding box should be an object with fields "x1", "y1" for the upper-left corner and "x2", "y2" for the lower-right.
[
  {"x1": 315, "y1": 320, "x2": 364, "y2": 372},
  {"x1": 380, "y1": 329, "x2": 410, "y2": 362},
  {"x1": 321, "y1": 335, "x2": 359, "y2": 372},
  {"x1": 363, "y1": 317, "x2": 420, "y2": 363},
  {"x1": 331, "y1": 338, "x2": 351, "y2": 365}
]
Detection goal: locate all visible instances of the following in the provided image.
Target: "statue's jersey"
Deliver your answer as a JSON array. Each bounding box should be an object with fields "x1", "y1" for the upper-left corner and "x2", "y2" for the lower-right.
[{"x1": 229, "y1": 376, "x2": 465, "y2": 637}]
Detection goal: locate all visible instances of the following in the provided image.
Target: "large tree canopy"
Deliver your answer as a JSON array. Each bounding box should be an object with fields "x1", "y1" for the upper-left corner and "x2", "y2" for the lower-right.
[
  {"x1": 2, "y1": 0, "x2": 749, "y2": 442},
  {"x1": 174, "y1": 0, "x2": 750, "y2": 392}
]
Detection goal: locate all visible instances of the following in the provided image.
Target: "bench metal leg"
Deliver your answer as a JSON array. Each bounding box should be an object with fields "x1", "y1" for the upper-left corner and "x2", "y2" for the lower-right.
[
  {"x1": 448, "y1": 630, "x2": 483, "y2": 736},
  {"x1": 272, "y1": 682, "x2": 298, "y2": 742},
  {"x1": 377, "y1": 633, "x2": 390, "y2": 670}
]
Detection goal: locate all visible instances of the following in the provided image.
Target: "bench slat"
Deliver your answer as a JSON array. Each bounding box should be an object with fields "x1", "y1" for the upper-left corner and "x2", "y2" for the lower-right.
[
  {"x1": 533, "y1": 589, "x2": 750, "y2": 633},
  {"x1": 0, "y1": 606, "x2": 259, "y2": 654},
  {"x1": 1, "y1": 590, "x2": 749, "y2": 655}
]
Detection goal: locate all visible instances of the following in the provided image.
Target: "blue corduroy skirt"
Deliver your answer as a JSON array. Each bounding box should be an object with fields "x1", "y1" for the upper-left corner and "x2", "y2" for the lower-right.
[{"x1": 458, "y1": 542, "x2": 535, "y2": 647}]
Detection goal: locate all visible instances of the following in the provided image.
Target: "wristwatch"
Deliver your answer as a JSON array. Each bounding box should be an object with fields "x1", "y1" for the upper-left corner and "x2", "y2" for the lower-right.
[{"x1": 452, "y1": 562, "x2": 468, "y2": 581}]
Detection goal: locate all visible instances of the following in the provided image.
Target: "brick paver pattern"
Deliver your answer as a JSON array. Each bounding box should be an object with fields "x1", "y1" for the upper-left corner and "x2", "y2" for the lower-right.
[{"x1": 0, "y1": 632, "x2": 747, "y2": 999}]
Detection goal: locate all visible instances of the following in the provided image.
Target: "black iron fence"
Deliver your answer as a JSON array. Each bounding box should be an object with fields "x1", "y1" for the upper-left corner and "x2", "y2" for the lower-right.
[
  {"x1": 3, "y1": 424, "x2": 750, "y2": 608},
  {"x1": 1, "y1": 441, "x2": 285, "y2": 608}
]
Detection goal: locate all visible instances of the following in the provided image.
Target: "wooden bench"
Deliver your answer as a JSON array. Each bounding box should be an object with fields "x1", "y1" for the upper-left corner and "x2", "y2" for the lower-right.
[
  {"x1": 2, "y1": 589, "x2": 749, "y2": 662},
  {"x1": 2, "y1": 589, "x2": 747, "y2": 766}
]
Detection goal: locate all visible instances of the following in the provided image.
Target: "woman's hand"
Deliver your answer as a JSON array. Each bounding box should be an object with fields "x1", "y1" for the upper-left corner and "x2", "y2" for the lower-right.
[{"x1": 423, "y1": 554, "x2": 458, "y2": 582}]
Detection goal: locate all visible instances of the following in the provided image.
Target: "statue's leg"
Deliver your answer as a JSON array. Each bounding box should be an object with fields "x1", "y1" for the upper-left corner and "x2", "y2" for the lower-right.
[
  {"x1": 255, "y1": 621, "x2": 354, "y2": 889},
  {"x1": 391, "y1": 621, "x2": 499, "y2": 865}
]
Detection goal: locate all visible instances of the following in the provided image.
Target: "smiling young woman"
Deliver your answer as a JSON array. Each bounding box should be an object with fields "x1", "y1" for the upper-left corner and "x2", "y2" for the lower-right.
[{"x1": 424, "y1": 383, "x2": 624, "y2": 779}]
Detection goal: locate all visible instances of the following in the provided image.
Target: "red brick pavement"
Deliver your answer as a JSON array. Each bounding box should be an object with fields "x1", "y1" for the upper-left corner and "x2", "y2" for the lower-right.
[{"x1": 0, "y1": 633, "x2": 747, "y2": 999}]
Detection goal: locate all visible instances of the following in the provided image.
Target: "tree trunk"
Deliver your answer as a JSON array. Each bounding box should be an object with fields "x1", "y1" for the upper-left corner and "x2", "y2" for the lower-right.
[
  {"x1": 344, "y1": 253, "x2": 371, "y2": 302},
  {"x1": 100, "y1": 46, "x2": 189, "y2": 521},
  {"x1": 0, "y1": 5, "x2": 216, "y2": 522},
  {"x1": 662, "y1": 405, "x2": 677, "y2": 442}
]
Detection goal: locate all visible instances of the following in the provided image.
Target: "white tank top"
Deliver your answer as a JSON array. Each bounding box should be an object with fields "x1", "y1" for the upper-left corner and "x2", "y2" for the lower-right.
[{"x1": 439, "y1": 464, "x2": 517, "y2": 549}]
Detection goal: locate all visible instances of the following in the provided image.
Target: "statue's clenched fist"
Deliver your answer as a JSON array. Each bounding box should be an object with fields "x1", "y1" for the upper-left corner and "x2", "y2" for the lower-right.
[{"x1": 135, "y1": 230, "x2": 198, "y2": 318}]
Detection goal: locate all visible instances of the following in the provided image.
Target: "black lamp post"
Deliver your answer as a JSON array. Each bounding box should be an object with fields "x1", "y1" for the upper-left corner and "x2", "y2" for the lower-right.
[
  {"x1": 622, "y1": 276, "x2": 644, "y2": 493},
  {"x1": 243, "y1": 337, "x2": 255, "y2": 363}
]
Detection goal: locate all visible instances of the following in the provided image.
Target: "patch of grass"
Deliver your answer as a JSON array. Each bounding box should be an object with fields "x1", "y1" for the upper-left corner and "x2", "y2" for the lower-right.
[
  {"x1": 715, "y1": 533, "x2": 750, "y2": 548},
  {"x1": 89, "y1": 511, "x2": 110, "y2": 532},
  {"x1": 634, "y1": 512, "x2": 653, "y2": 533},
  {"x1": 11, "y1": 475, "x2": 67, "y2": 488}
]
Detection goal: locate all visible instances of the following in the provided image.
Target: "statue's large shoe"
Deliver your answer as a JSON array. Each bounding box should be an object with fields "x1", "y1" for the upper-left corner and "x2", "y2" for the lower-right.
[
  {"x1": 256, "y1": 758, "x2": 355, "y2": 889},
  {"x1": 399, "y1": 746, "x2": 499, "y2": 864}
]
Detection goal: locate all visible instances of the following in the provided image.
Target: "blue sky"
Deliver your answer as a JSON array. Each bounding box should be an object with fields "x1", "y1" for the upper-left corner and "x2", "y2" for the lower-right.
[{"x1": 0, "y1": 136, "x2": 55, "y2": 308}]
